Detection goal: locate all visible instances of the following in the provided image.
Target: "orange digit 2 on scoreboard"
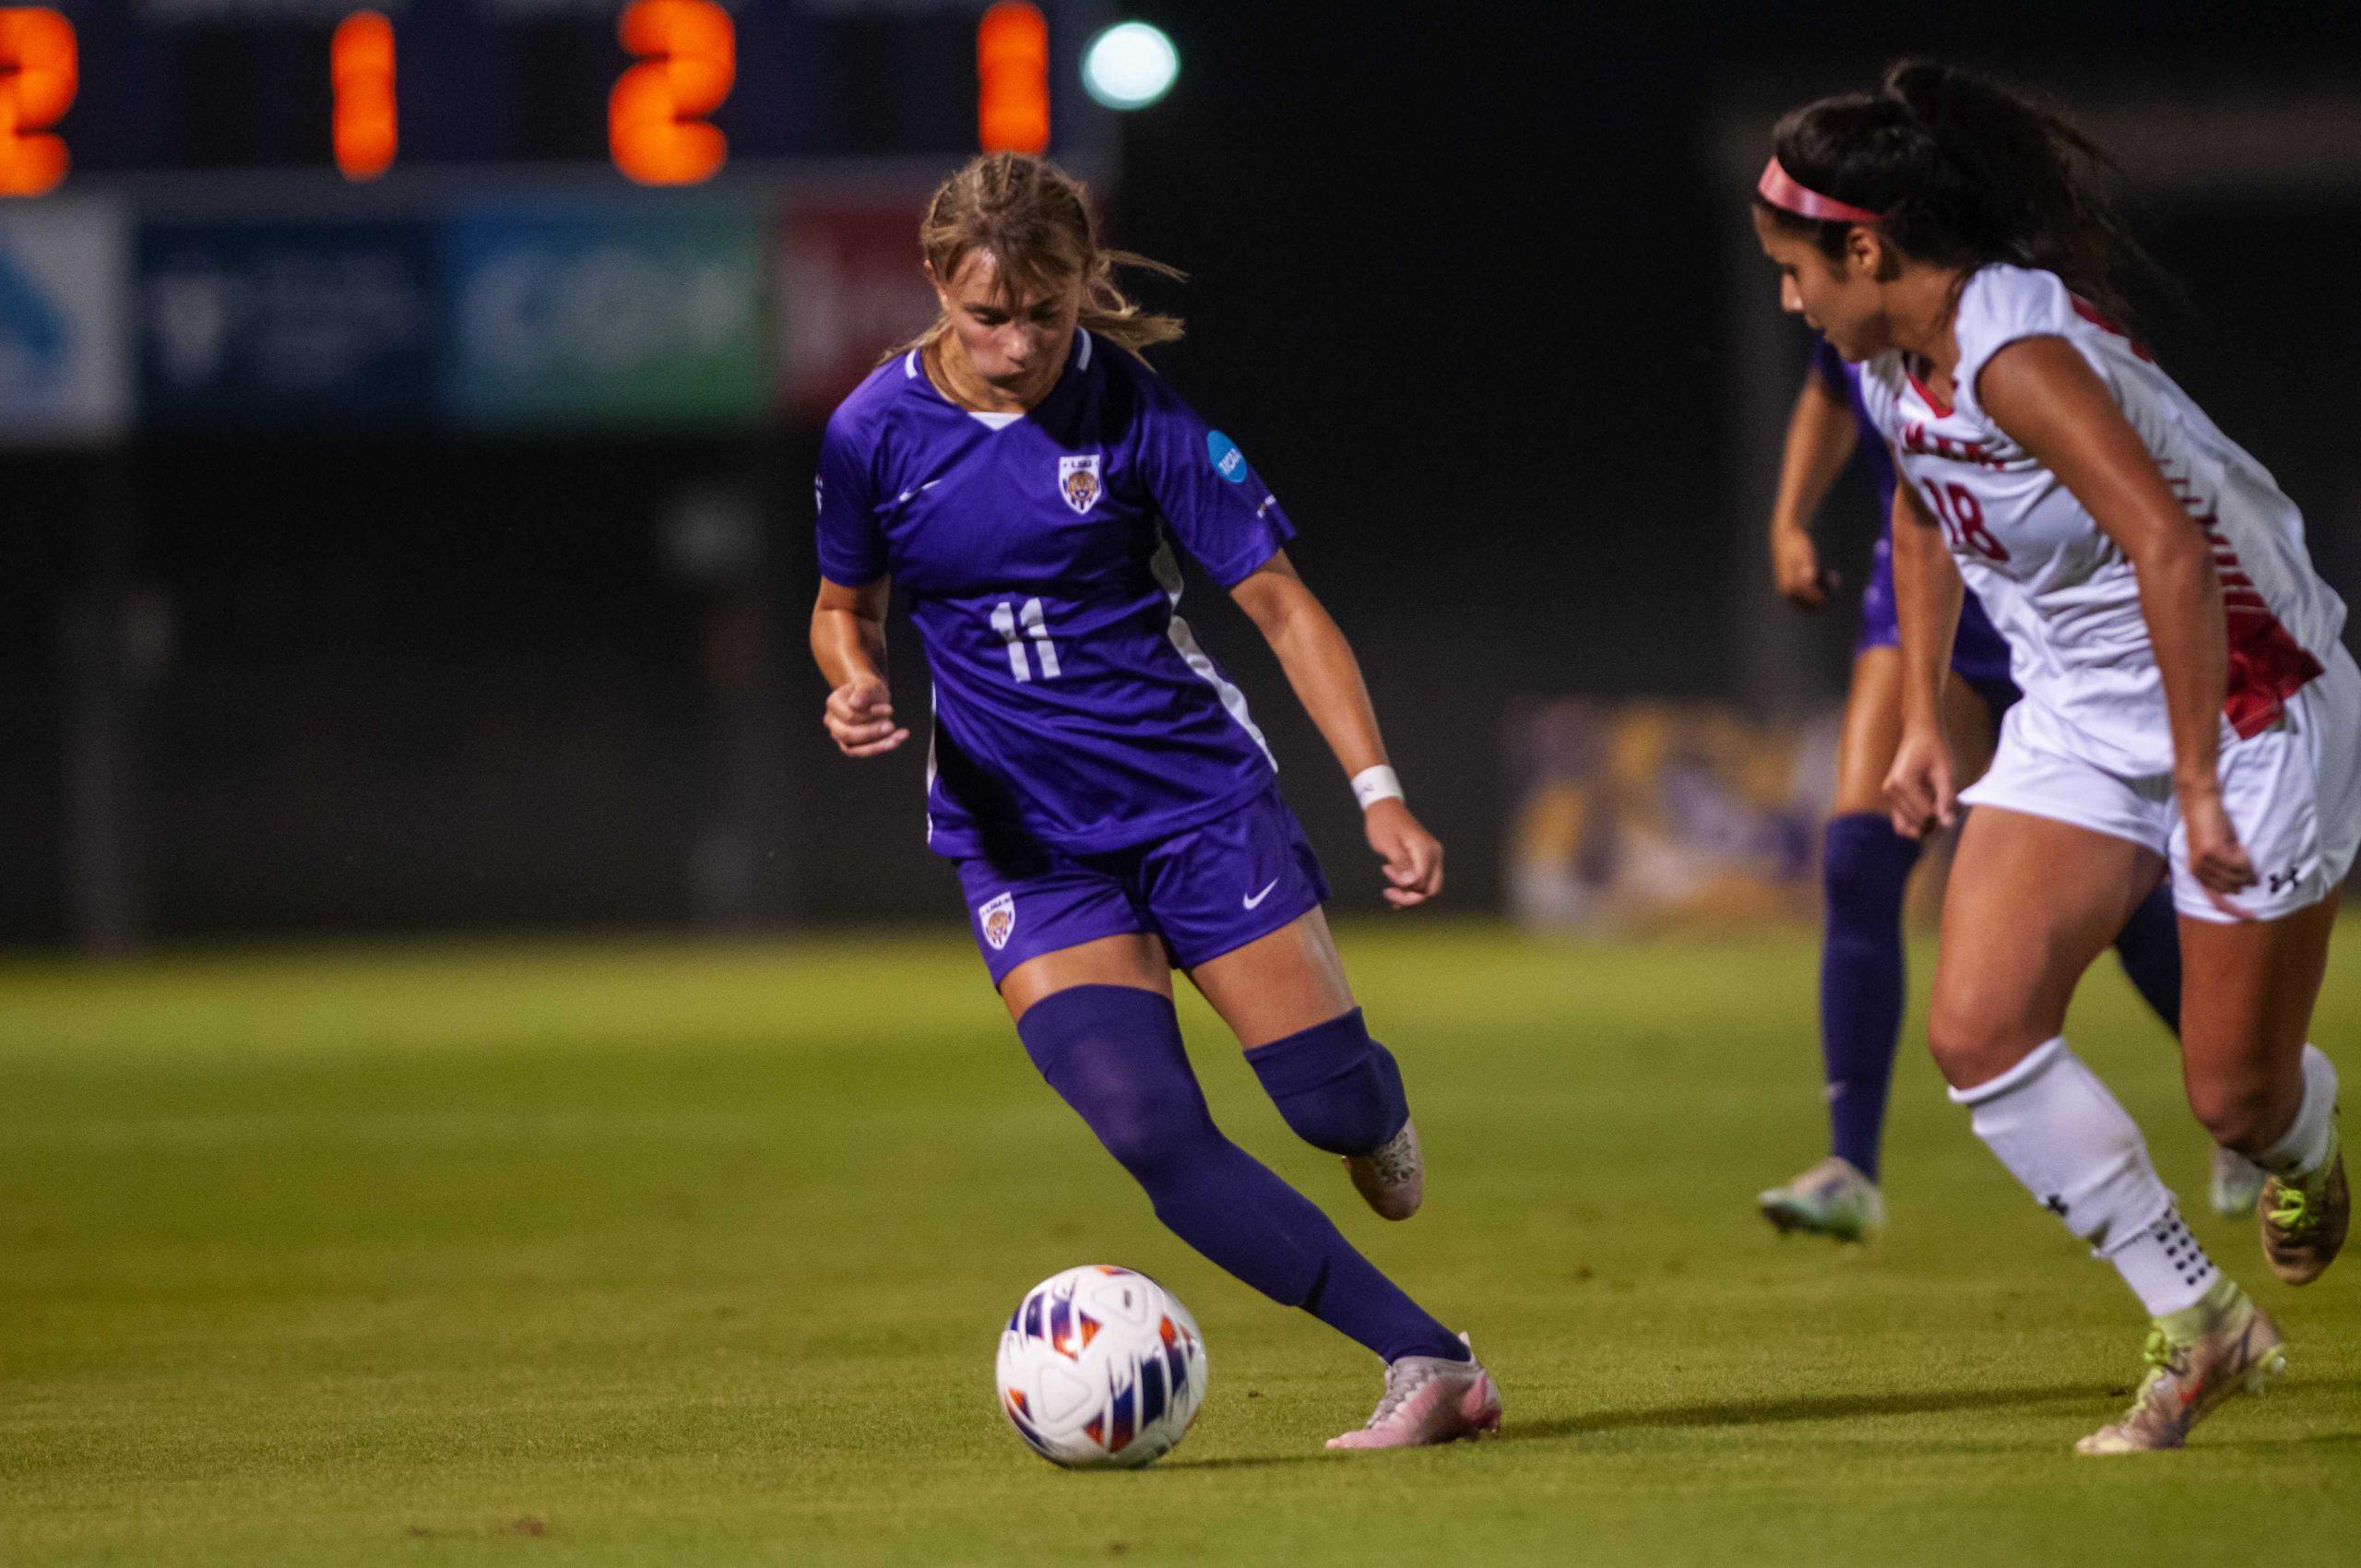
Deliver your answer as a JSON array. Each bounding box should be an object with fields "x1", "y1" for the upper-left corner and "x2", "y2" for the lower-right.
[
  {"x1": 0, "y1": 7, "x2": 75, "y2": 197},
  {"x1": 333, "y1": 12, "x2": 397, "y2": 182},
  {"x1": 977, "y1": 3, "x2": 1050, "y2": 155},
  {"x1": 610, "y1": 0, "x2": 735, "y2": 186}
]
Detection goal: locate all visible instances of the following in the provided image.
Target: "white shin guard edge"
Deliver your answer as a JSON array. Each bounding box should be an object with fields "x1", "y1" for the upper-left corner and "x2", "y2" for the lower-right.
[
  {"x1": 1948, "y1": 1037, "x2": 2174, "y2": 1256},
  {"x1": 2255, "y1": 1043, "x2": 2340, "y2": 1178}
]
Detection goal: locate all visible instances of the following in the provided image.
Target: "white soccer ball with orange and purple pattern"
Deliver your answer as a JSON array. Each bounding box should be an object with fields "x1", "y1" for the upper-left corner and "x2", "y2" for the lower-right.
[{"x1": 994, "y1": 1265, "x2": 1207, "y2": 1468}]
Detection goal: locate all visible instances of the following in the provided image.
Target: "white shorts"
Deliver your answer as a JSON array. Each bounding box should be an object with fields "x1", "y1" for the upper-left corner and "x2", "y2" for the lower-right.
[{"x1": 1961, "y1": 646, "x2": 2361, "y2": 922}]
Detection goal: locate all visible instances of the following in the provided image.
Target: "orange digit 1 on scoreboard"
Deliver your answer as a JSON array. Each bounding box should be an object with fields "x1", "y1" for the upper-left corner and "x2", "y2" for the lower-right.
[
  {"x1": 0, "y1": 7, "x2": 76, "y2": 197},
  {"x1": 977, "y1": 3, "x2": 1050, "y2": 155},
  {"x1": 610, "y1": 0, "x2": 735, "y2": 186},
  {"x1": 332, "y1": 12, "x2": 397, "y2": 182}
]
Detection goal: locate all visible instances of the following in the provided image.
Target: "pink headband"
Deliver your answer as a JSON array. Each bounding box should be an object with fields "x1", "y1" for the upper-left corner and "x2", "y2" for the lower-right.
[{"x1": 1756, "y1": 157, "x2": 1884, "y2": 225}]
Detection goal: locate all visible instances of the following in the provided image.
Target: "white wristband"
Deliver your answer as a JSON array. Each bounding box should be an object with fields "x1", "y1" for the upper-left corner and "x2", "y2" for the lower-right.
[{"x1": 1351, "y1": 765, "x2": 1405, "y2": 812}]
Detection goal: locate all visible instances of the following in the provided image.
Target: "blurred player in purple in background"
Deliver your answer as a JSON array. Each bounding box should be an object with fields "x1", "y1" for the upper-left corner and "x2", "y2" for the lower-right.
[
  {"x1": 808, "y1": 154, "x2": 1499, "y2": 1450},
  {"x1": 1753, "y1": 335, "x2": 2255, "y2": 1241}
]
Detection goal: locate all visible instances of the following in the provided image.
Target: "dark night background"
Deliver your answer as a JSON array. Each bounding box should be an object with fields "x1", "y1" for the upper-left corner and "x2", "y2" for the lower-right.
[{"x1": 8, "y1": 1, "x2": 2361, "y2": 945}]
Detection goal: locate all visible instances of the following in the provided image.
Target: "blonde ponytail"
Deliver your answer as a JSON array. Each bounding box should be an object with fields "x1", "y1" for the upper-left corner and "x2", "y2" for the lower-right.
[{"x1": 889, "y1": 152, "x2": 1184, "y2": 363}]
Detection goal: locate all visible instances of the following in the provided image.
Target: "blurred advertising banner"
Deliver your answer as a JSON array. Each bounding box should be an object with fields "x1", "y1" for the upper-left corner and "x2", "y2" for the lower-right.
[
  {"x1": 777, "y1": 201, "x2": 935, "y2": 419},
  {"x1": 138, "y1": 219, "x2": 438, "y2": 432},
  {"x1": 8, "y1": 196, "x2": 950, "y2": 439},
  {"x1": 445, "y1": 203, "x2": 765, "y2": 430},
  {"x1": 1505, "y1": 699, "x2": 1837, "y2": 932},
  {"x1": 0, "y1": 198, "x2": 133, "y2": 447}
]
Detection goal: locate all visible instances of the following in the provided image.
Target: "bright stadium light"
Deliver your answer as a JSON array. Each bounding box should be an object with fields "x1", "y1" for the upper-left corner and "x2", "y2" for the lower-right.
[{"x1": 1082, "y1": 21, "x2": 1177, "y2": 111}]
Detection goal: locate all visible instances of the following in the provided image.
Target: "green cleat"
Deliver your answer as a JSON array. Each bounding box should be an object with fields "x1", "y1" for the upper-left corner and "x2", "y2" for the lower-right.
[
  {"x1": 1757, "y1": 1157, "x2": 1883, "y2": 1242},
  {"x1": 2258, "y1": 1125, "x2": 2347, "y2": 1286},
  {"x1": 2076, "y1": 1277, "x2": 2284, "y2": 1455},
  {"x1": 2209, "y1": 1145, "x2": 2267, "y2": 1218}
]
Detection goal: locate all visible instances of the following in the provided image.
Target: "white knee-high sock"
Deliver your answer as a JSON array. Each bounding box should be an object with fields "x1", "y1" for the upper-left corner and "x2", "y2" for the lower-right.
[
  {"x1": 2254, "y1": 1043, "x2": 2340, "y2": 1178},
  {"x1": 1951, "y1": 1037, "x2": 2219, "y2": 1317}
]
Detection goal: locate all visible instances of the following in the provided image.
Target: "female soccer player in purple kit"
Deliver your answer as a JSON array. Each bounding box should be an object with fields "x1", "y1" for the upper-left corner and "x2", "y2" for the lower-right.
[
  {"x1": 809, "y1": 153, "x2": 1500, "y2": 1450},
  {"x1": 1754, "y1": 337, "x2": 2261, "y2": 1241}
]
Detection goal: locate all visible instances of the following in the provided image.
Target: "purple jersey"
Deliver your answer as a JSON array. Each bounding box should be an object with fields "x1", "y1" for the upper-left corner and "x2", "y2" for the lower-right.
[
  {"x1": 1810, "y1": 336, "x2": 1897, "y2": 520},
  {"x1": 816, "y1": 331, "x2": 1292, "y2": 859}
]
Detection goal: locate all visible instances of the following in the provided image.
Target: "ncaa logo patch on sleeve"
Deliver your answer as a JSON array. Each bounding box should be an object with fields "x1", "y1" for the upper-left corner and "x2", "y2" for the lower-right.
[
  {"x1": 979, "y1": 893, "x2": 1017, "y2": 951},
  {"x1": 1205, "y1": 431, "x2": 1248, "y2": 483}
]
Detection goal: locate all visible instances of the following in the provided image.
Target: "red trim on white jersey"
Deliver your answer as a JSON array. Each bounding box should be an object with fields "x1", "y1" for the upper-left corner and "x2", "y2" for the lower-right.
[
  {"x1": 1868, "y1": 266, "x2": 2349, "y2": 775},
  {"x1": 1905, "y1": 361, "x2": 1954, "y2": 419},
  {"x1": 2164, "y1": 461, "x2": 2326, "y2": 738},
  {"x1": 2068, "y1": 297, "x2": 2155, "y2": 362}
]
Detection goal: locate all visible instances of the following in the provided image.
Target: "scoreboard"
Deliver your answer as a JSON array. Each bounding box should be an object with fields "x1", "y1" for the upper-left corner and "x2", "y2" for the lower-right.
[
  {"x1": 1, "y1": 0, "x2": 1109, "y2": 193},
  {"x1": 0, "y1": 2, "x2": 1124, "y2": 445}
]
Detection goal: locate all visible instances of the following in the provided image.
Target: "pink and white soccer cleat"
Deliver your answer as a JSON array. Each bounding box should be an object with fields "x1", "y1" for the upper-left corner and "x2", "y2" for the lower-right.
[
  {"x1": 1324, "y1": 1333, "x2": 1501, "y2": 1450},
  {"x1": 1345, "y1": 1118, "x2": 1424, "y2": 1220}
]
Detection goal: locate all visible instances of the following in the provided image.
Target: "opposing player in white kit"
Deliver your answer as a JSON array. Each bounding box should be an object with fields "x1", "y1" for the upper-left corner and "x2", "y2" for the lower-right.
[{"x1": 1754, "y1": 61, "x2": 2356, "y2": 1454}]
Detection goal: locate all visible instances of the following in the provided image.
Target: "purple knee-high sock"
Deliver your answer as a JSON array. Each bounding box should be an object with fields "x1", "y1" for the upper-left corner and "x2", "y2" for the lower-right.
[
  {"x1": 1017, "y1": 985, "x2": 1465, "y2": 1364},
  {"x1": 2111, "y1": 878, "x2": 2183, "y2": 1036},
  {"x1": 1819, "y1": 813, "x2": 1922, "y2": 1182},
  {"x1": 1244, "y1": 1009, "x2": 1409, "y2": 1155}
]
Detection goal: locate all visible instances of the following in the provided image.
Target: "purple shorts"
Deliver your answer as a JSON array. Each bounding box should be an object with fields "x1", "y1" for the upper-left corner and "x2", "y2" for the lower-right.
[
  {"x1": 1856, "y1": 531, "x2": 2023, "y2": 713},
  {"x1": 954, "y1": 784, "x2": 1332, "y2": 984}
]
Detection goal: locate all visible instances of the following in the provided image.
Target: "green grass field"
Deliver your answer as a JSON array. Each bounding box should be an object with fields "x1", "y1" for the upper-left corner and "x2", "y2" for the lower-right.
[{"x1": 5, "y1": 921, "x2": 2358, "y2": 1565}]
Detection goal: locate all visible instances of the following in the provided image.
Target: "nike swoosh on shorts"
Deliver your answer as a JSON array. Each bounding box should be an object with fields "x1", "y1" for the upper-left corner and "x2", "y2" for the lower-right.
[{"x1": 1242, "y1": 880, "x2": 1279, "y2": 909}]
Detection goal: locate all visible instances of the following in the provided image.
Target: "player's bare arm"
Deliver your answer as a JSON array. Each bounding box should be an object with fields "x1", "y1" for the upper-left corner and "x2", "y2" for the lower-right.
[
  {"x1": 811, "y1": 575, "x2": 910, "y2": 757},
  {"x1": 1229, "y1": 552, "x2": 1442, "y2": 908},
  {"x1": 1769, "y1": 370, "x2": 1858, "y2": 611},
  {"x1": 1881, "y1": 480, "x2": 1966, "y2": 838},
  {"x1": 1976, "y1": 338, "x2": 2250, "y2": 899}
]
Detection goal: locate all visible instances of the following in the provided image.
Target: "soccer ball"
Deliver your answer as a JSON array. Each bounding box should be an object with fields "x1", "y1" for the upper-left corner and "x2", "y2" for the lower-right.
[{"x1": 994, "y1": 1265, "x2": 1207, "y2": 1468}]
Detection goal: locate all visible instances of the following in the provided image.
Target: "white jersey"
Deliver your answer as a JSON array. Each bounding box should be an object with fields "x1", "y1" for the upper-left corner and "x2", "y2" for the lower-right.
[{"x1": 1857, "y1": 264, "x2": 2348, "y2": 777}]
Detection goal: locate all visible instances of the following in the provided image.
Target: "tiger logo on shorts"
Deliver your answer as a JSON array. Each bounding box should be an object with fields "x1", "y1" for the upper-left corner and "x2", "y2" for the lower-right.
[
  {"x1": 979, "y1": 892, "x2": 1017, "y2": 951},
  {"x1": 1057, "y1": 454, "x2": 1102, "y2": 515}
]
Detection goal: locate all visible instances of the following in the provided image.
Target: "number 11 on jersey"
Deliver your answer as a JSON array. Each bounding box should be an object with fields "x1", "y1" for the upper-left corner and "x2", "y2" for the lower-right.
[{"x1": 991, "y1": 599, "x2": 1062, "y2": 682}]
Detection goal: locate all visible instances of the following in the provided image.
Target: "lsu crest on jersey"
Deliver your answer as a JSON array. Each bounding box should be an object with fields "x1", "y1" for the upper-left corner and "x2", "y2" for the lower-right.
[
  {"x1": 979, "y1": 892, "x2": 1016, "y2": 951},
  {"x1": 814, "y1": 327, "x2": 1296, "y2": 860},
  {"x1": 1058, "y1": 454, "x2": 1103, "y2": 515}
]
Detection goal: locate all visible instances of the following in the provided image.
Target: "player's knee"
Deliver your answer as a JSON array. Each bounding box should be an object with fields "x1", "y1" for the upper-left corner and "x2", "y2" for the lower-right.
[
  {"x1": 2184, "y1": 1064, "x2": 2286, "y2": 1154},
  {"x1": 1016, "y1": 984, "x2": 1218, "y2": 1176},
  {"x1": 1927, "y1": 991, "x2": 2038, "y2": 1092},
  {"x1": 1244, "y1": 1009, "x2": 1407, "y2": 1156}
]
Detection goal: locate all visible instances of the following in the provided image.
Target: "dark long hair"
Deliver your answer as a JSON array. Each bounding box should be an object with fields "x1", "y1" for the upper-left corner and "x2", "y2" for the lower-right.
[{"x1": 1759, "y1": 61, "x2": 2163, "y2": 329}]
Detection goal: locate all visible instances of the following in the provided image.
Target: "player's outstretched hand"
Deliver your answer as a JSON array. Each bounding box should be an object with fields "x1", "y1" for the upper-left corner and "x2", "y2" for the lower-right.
[
  {"x1": 2178, "y1": 782, "x2": 2258, "y2": 919},
  {"x1": 1365, "y1": 799, "x2": 1443, "y2": 909},
  {"x1": 1883, "y1": 725, "x2": 1957, "y2": 840},
  {"x1": 1771, "y1": 526, "x2": 1838, "y2": 612},
  {"x1": 825, "y1": 674, "x2": 910, "y2": 758}
]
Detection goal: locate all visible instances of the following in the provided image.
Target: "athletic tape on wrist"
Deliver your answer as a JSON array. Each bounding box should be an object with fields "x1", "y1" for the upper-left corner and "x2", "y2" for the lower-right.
[{"x1": 1351, "y1": 765, "x2": 1405, "y2": 811}]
